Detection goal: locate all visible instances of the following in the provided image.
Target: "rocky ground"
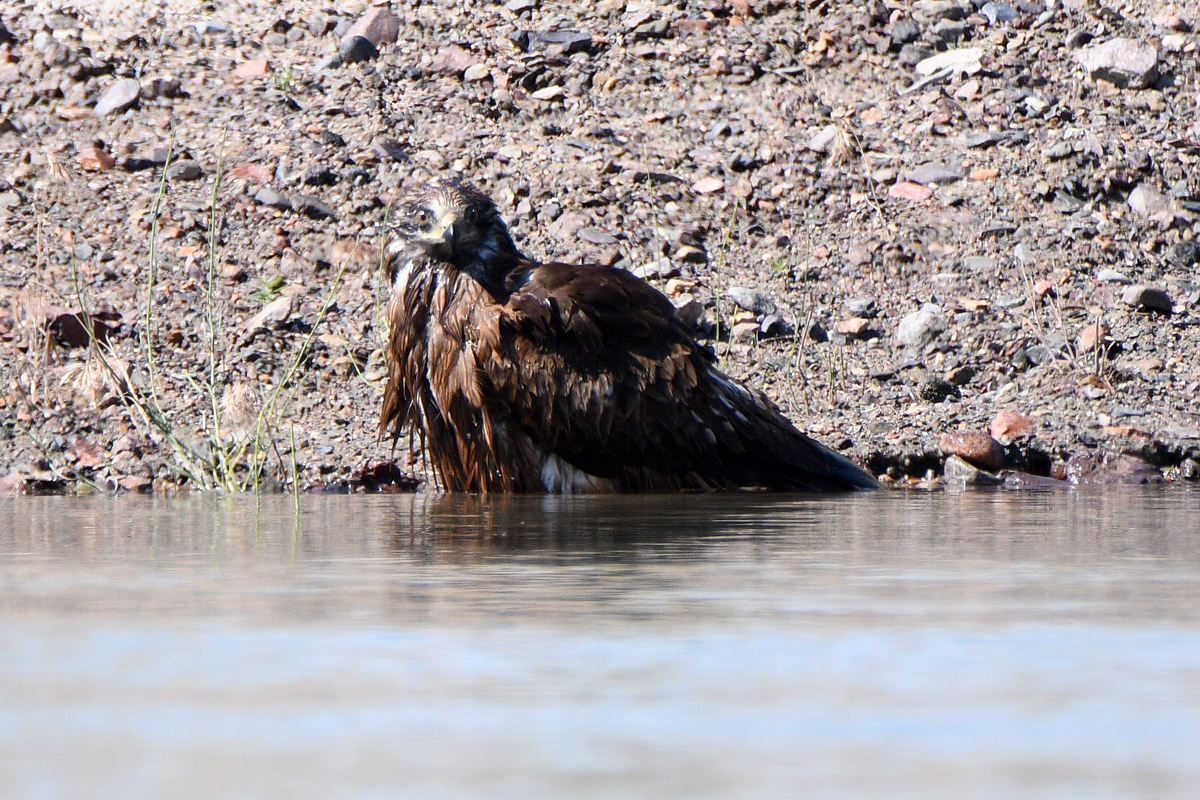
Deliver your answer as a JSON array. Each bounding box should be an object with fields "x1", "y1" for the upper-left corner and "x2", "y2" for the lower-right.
[{"x1": 2, "y1": 0, "x2": 1199, "y2": 494}]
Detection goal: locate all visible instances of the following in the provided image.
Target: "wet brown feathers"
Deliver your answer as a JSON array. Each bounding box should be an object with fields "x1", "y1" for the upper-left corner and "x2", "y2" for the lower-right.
[{"x1": 381, "y1": 178, "x2": 879, "y2": 493}]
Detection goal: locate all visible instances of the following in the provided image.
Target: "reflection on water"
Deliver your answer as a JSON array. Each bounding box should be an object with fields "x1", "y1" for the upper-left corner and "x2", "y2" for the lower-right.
[{"x1": 2, "y1": 489, "x2": 1200, "y2": 799}]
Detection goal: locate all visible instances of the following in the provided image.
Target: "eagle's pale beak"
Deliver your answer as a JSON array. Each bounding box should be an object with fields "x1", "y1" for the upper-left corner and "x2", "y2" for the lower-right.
[{"x1": 432, "y1": 212, "x2": 459, "y2": 248}]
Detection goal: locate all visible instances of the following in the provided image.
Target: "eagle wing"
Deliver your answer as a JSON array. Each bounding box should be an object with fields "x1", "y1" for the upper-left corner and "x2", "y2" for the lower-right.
[{"x1": 476, "y1": 261, "x2": 877, "y2": 491}]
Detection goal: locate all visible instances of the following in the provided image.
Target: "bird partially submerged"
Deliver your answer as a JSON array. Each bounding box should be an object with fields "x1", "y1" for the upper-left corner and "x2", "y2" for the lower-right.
[{"x1": 381, "y1": 178, "x2": 879, "y2": 493}]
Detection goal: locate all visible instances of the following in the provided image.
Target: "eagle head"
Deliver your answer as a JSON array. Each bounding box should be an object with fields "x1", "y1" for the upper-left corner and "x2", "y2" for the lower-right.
[{"x1": 385, "y1": 178, "x2": 520, "y2": 295}]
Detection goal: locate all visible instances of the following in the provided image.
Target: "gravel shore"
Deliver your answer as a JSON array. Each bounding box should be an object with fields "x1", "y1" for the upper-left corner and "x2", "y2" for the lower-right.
[{"x1": 2, "y1": 0, "x2": 1199, "y2": 493}]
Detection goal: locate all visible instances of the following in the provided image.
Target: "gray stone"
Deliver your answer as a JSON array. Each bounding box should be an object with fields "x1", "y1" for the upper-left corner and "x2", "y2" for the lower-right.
[
  {"x1": 1076, "y1": 38, "x2": 1159, "y2": 89},
  {"x1": 1127, "y1": 184, "x2": 1172, "y2": 218},
  {"x1": 898, "y1": 44, "x2": 933, "y2": 67},
  {"x1": 244, "y1": 295, "x2": 293, "y2": 330},
  {"x1": 1096, "y1": 268, "x2": 1132, "y2": 284},
  {"x1": 981, "y1": 2, "x2": 1019, "y2": 25},
  {"x1": 342, "y1": 8, "x2": 399, "y2": 47},
  {"x1": 1122, "y1": 285, "x2": 1173, "y2": 314},
  {"x1": 760, "y1": 315, "x2": 794, "y2": 339},
  {"x1": 94, "y1": 78, "x2": 141, "y2": 116},
  {"x1": 896, "y1": 304, "x2": 946, "y2": 348},
  {"x1": 904, "y1": 163, "x2": 963, "y2": 186},
  {"x1": 578, "y1": 228, "x2": 618, "y2": 245},
  {"x1": 0, "y1": 191, "x2": 20, "y2": 209},
  {"x1": 846, "y1": 297, "x2": 877, "y2": 318},
  {"x1": 292, "y1": 195, "x2": 336, "y2": 220},
  {"x1": 890, "y1": 19, "x2": 920, "y2": 45},
  {"x1": 944, "y1": 454, "x2": 1003, "y2": 486},
  {"x1": 1044, "y1": 141, "x2": 1074, "y2": 160},
  {"x1": 962, "y1": 255, "x2": 996, "y2": 272},
  {"x1": 806, "y1": 124, "x2": 839, "y2": 153},
  {"x1": 255, "y1": 187, "x2": 292, "y2": 210},
  {"x1": 338, "y1": 35, "x2": 379, "y2": 64},
  {"x1": 1167, "y1": 240, "x2": 1200, "y2": 268},
  {"x1": 166, "y1": 160, "x2": 203, "y2": 181},
  {"x1": 727, "y1": 287, "x2": 776, "y2": 316}
]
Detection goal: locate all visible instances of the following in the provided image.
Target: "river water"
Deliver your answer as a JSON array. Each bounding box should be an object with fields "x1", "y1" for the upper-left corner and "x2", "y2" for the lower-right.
[{"x1": 2, "y1": 489, "x2": 1199, "y2": 799}]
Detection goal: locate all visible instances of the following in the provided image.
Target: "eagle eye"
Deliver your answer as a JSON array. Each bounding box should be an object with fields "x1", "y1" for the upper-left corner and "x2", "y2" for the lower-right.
[
  {"x1": 463, "y1": 206, "x2": 478, "y2": 223},
  {"x1": 415, "y1": 209, "x2": 431, "y2": 228}
]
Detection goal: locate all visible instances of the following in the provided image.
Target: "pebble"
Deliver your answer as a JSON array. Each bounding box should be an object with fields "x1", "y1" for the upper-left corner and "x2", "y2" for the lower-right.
[
  {"x1": 889, "y1": 181, "x2": 933, "y2": 202},
  {"x1": 301, "y1": 164, "x2": 337, "y2": 186},
  {"x1": 292, "y1": 195, "x2": 336, "y2": 220},
  {"x1": 1167, "y1": 240, "x2": 1200, "y2": 268},
  {"x1": 463, "y1": 64, "x2": 490, "y2": 82},
  {"x1": 78, "y1": 145, "x2": 116, "y2": 171},
  {"x1": 255, "y1": 187, "x2": 292, "y2": 210},
  {"x1": 980, "y1": 2, "x2": 1018, "y2": 25},
  {"x1": 1127, "y1": 184, "x2": 1172, "y2": 218},
  {"x1": 904, "y1": 163, "x2": 963, "y2": 186},
  {"x1": 243, "y1": 296, "x2": 293, "y2": 330},
  {"x1": 835, "y1": 317, "x2": 872, "y2": 337},
  {"x1": 918, "y1": 375, "x2": 959, "y2": 403},
  {"x1": 338, "y1": 35, "x2": 379, "y2": 64},
  {"x1": 760, "y1": 315, "x2": 793, "y2": 339},
  {"x1": 806, "y1": 124, "x2": 840, "y2": 153},
  {"x1": 1075, "y1": 38, "x2": 1159, "y2": 89},
  {"x1": 943, "y1": 454, "x2": 1004, "y2": 486},
  {"x1": 890, "y1": 19, "x2": 920, "y2": 45},
  {"x1": 578, "y1": 228, "x2": 618, "y2": 245},
  {"x1": 1076, "y1": 322, "x2": 1107, "y2": 354},
  {"x1": 730, "y1": 320, "x2": 760, "y2": 343},
  {"x1": 895, "y1": 304, "x2": 946, "y2": 348},
  {"x1": 165, "y1": 160, "x2": 203, "y2": 181},
  {"x1": 845, "y1": 297, "x2": 877, "y2": 318},
  {"x1": 691, "y1": 177, "x2": 724, "y2": 194},
  {"x1": 94, "y1": 78, "x2": 141, "y2": 116},
  {"x1": 233, "y1": 59, "x2": 270, "y2": 78},
  {"x1": 342, "y1": 7, "x2": 400, "y2": 47},
  {"x1": 939, "y1": 431, "x2": 1005, "y2": 472},
  {"x1": 915, "y1": 47, "x2": 983, "y2": 77},
  {"x1": 431, "y1": 44, "x2": 475, "y2": 73},
  {"x1": 727, "y1": 287, "x2": 775, "y2": 316},
  {"x1": 1096, "y1": 268, "x2": 1132, "y2": 284},
  {"x1": 989, "y1": 410, "x2": 1035, "y2": 443},
  {"x1": 1121, "y1": 285, "x2": 1173, "y2": 314}
]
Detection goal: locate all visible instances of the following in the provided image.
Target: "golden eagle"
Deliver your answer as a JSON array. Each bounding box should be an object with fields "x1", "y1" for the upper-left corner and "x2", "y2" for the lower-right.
[{"x1": 381, "y1": 178, "x2": 879, "y2": 493}]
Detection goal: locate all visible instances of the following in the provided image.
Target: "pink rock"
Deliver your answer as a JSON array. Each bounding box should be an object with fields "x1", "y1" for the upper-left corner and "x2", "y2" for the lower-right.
[
  {"x1": 692, "y1": 177, "x2": 725, "y2": 194},
  {"x1": 342, "y1": 8, "x2": 400, "y2": 47},
  {"x1": 939, "y1": 431, "x2": 1005, "y2": 472},
  {"x1": 888, "y1": 181, "x2": 933, "y2": 202},
  {"x1": 233, "y1": 58, "x2": 269, "y2": 78},
  {"x1": 989, "y1": 410, "x2": 1035, "y2": 442}
]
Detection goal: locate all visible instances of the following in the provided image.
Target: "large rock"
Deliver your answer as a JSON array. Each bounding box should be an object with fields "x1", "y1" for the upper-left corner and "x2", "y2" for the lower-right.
[{"x1": 1076, "y1": 38, "x2": 1159, "y2": 89}]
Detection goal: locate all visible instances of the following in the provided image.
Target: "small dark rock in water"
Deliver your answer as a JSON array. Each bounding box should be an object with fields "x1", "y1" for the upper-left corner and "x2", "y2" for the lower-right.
[
  {"x1": 1167, "y1": 240, "x2": 1200, "y2": 268},
  {"x1": 944, "y1": 454, "x2": 1003, "y2": 486},
  {"x1": 339, "y1": 34, "x2": 379, "y2": 64},
  {"x1": 919, "y1": 375, "x2": 960, "y2": 403}
]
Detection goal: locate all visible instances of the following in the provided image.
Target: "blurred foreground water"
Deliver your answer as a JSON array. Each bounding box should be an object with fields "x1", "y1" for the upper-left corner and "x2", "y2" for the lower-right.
[{"x1": 2, "y1": 489, "x2": 1199, "y2": 799}]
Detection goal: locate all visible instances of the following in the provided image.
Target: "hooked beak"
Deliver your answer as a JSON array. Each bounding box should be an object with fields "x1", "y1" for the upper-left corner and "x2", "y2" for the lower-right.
[{"x1": 429, "y1": 212, "x2": 459, "y2": 254}]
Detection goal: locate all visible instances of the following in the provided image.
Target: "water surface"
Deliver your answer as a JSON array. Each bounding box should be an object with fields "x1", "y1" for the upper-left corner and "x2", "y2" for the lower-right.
[{"x1": 2, "y1": 489, "x2": 1199, "y2": 799}]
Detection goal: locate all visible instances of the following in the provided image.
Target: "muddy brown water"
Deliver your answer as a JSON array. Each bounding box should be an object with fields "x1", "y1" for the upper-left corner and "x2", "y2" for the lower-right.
[{"x1": 2, "y1": 489, "x2": 1199, "y2": 799}]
